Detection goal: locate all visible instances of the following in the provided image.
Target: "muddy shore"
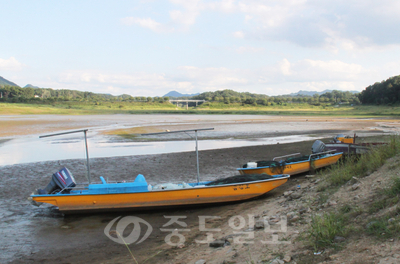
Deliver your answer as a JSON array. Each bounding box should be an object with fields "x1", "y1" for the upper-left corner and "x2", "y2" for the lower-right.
[
  {"x1": 0, "y1": 140, "x2": 314, "y2": 264},
  {"x1": 0, "y1": 114, "x2": 398, "y2": 264}
]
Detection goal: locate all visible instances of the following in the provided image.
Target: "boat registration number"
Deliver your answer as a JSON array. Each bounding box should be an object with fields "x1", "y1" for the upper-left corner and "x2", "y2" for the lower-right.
[{"x1": 233, "y1": 184, "x2": 250, "y2": 191}]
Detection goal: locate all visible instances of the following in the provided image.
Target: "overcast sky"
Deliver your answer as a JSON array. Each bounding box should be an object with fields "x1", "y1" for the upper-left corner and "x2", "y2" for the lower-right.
[{"x1": 1, "y1": 0, "x2": 400, "y2": 96}]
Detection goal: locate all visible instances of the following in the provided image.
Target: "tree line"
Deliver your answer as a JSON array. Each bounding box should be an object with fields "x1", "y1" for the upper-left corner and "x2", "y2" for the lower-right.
[
  {"x1": 0, "y1": 85, "x2": 360, "y2": 106},
  {"x1": 0, "y1": 85, "x2": 170, "y2": 103},
  {"x1": 358, "y1": 75, "x2": 400, "y2": 105},
  {"x1": 192, "y1": 89, "x2": 360, "y2": 105}
]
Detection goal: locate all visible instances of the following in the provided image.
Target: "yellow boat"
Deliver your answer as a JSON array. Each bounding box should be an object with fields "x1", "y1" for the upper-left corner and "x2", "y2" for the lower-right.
[
  {"x1": 237, "y1": 151, "x2": 343, "y2": 176},
  {"x1": 325, "y1": 134, "x2": 386, "y2": 156},
  {"x1": 30, "y1": 128, "x2": 290, "y2": 214},
  {"x1": 30, "y1": 171, "x2": 290, "y2": 214}
]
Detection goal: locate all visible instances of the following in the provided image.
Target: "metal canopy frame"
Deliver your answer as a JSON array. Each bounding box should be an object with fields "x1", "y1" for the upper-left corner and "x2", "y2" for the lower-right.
[
  {"x1": 39, "y1": 129, "x2": 91, "y2": 183},
  {"x1": 39, "y1": 127, "x2": 214, "y2": 185},
  {"x1": 141, "y1": 128, "x2": 214, "y2": 183}
]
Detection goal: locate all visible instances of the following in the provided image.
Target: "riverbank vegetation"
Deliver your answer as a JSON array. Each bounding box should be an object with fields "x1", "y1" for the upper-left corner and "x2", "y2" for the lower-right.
[
  {"x1": 1, "y1": 100, "x2": 400, "y2": 117},
  {"x1": 0, "y1": 85, "x2": 360, "y2": 105},
  {"x1": 1, "y1": 74, "x2": 400, "y2": 116},
  {"x1": 305, "y1": 136, "x2": 400, "y2": 252}
]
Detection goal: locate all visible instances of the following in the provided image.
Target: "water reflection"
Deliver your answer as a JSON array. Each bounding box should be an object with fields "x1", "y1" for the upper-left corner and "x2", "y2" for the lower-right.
[{"x1": 0, "y1": 134, "x2": 320, "y2": 166}]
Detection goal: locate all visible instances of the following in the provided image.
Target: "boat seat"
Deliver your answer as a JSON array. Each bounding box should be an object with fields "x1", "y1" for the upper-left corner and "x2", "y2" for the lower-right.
[{"x1": 134, "y1": 174, "x2": 147, "y2": 183}]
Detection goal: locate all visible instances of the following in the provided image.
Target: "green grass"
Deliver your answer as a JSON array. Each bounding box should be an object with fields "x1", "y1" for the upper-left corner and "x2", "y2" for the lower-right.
[
  {"x1": 364, "y1": 177, "x2": 400, "y2": 238},
  {"x1": 307, "y1": 139, "x2": 400, "y2": 250},
  {"x1": 307, "y1": 212, "x2": 348, "y2": 251},
  {"x1": 366, "y1": 218, "x2": 394, "y2": 238},
  {"x1": 2, "y1": 101, "x2": 400, "y2": 116},
  {"x1": 368, "y1": 176, "x2": 400, "y2": 214},
  {"x1": 366, "y1": 213, "x2": 400, "y2": 239},
  {"x1": 324, "y1": 136, "x2": 400, "y2": 187},
  {"x1": 383, "y1": 177, "x2": 400, "y2": 197}
]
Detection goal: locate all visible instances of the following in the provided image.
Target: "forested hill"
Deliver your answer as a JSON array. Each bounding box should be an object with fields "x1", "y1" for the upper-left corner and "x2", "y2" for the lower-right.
[
  {"x1": 0, "y1": 85, "x2": 134, "y2": 101},
  {"x1": 2, "y1": 74, "x2": 400, "y2": 106},
  {"x1": 359, "y1": 75, "x2": 400, "y2": 104},
  {"x1": 192, "y1": 90, "x2": 269, "y2": 101},
  {"x1": 0, "y1": 76, "x2": 19, "y2": 87},
  {"x1": 192, "y1": 89, "x2": 359, "y2": 105}
]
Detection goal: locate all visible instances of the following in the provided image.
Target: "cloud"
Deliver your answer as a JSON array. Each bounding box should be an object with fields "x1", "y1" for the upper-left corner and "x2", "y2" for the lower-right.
[
  {"x1": 169, "y1": 0, "x2": 203, "y2": 27},
  {"x1": 235, "y1": 0, "x2": 400, "y2": 48},
  {"x1": 55, "y1": 66, "x2": 253, "y2": 96},
  {"x1": 121, "y1": 17, "x2": 168, "y2": 33},
  {"x1": 287, "y1": 59, "x2": 365, "y2": 81},
  {"x1": 279, "y1": 59, "x2": 292, "y2": 76},
  {"x1": 177, "y1": 66, "x2": 249, "y2": 88},
  {"x1": 261, "y1": 58, "x2": 369, "y2": 93},
  {"x1": 0, "y1": 57, "x2": 25, "y2": 71},
  {"x1": 122, "y1": 0, "x2": 203, "y2": 32},
  {"x1": 120, "y1": 1, "x2": 400, "y2": 49},
  {"x1": 260, "y1": 58, "x2": 370, "y2": 93},
  {"x1": 54, "y1": 56, "x2": 370, "y2": 96},
  {"x1": 169, "y1": 9, "x2": 197, "y2": 27},
  {"x1": 57, "y1": 71, "x2": 195, "y2": 96},
  {"x1": 232, "y1": 31, "x2": 245, "y2": 38},
  {"x1": 235, "y1": 46, "x2": 264, "y2": 53}
]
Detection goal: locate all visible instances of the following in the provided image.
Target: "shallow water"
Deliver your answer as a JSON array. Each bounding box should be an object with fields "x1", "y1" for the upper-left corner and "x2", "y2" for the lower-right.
[
  {"x1": 0, "y1": 114, "x2": 391, "y2": 166},
  {"x1": 0, "y1": 133, "x2": 321, "y2": 166}
]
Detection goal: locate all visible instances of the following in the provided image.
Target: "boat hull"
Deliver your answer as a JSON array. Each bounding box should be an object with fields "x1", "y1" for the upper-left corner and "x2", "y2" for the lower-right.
[
  {"x1": 325, "y1": 143, "x2": 386, "y2": 155},
  {"x1": 237, "y1": 153, "x2": 342, "y2": 176},
  {"x1": 31, "y1": 176, "x2": 289, "y2": 213}
]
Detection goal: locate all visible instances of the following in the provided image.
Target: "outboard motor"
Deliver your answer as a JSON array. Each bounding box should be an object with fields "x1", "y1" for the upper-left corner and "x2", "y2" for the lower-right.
[
  {"x1": 312, "y1": 140, "x2": 326, "y2": 154},
  {"x1": 38, "y1": 167, "x2": 76, "y2": 194}
]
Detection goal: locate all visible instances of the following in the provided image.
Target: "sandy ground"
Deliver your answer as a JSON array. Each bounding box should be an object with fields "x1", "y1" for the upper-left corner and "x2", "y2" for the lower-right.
[{"x1": 0, "y1": 114, "x2": 399, "y2": 264}]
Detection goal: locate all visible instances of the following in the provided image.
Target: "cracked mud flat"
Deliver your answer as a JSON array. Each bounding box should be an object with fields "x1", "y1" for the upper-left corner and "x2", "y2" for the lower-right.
[{"x1": 0, "y1": 114, "x2": 398, "y2": 264}]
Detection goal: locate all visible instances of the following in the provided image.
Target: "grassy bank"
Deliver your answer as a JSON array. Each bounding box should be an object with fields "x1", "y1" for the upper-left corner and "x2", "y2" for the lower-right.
[
  {"x1": 324, "y1": 136, "x2": 400, "y2": 187},
  {"x1": 306, "y1": 136, "x2": 400, "y2": 252},
  {"x1": 1, "y1": 101, "x2": 400, "y2": 117}
]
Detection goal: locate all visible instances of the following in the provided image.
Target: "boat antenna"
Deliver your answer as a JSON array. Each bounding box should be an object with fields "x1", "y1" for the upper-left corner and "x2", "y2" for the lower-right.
[
  {"x1": 141, "y1": 128, "x2": 214, "y2": 183},
  {"x1": 39, "y1": 129, "x2": 91, "y2": 184}
]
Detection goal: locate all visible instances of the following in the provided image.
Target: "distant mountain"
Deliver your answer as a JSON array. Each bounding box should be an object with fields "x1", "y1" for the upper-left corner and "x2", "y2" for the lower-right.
[
  {"x1": 286, "y1": 89, "x2": 360, "y2": 96},
  {"x1": 24, "y1": 84, "x2": 40, "y2": 88},
  {"x1": 0, "y1": 76, "x2": 19, "y2": 87},
  {"x1": 163, "y1": 90, "x2": 200, "y2": 98}
]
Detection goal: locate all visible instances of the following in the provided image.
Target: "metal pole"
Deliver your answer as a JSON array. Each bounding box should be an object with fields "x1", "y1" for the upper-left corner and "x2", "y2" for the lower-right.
[
  {"x1": 195, "y1": 130, "x2": 200, "y2": 183},
  {"x1": 40, "y1": 129, "x2": 89, "y2": 138},
  {"x1": 348, "y1": 144, "x2": 350, "y2": 158},
  {"x1": 40, "y1": 129, "x2": 91, "y2": 183},
  {"x1": 84, "y1": 130, "x2": 91, "y2": 183},
  {"x1": 141, "y1": 128, "x2": 214, "y2": 183},
  {"x1": 142, "y1": 128, "x2": 214, "y2": 136}
]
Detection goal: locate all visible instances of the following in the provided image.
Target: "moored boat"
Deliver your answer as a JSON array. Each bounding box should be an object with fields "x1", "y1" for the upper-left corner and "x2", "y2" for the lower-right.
[
  {"x1": 30, "y1": 168, "x2": 290, "y2": 214},
  {"x1": 325, "y1": 134, "x2": 386, "y2": 155},
  {"x1": 237, "y1": 140, "x2": 343, "y2": 176},
  {"x1": 29, "y1": 128, "x2": 290, "y2": 214}
]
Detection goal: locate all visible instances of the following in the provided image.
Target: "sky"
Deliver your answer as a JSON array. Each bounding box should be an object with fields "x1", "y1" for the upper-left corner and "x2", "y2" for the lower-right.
[{"x1": 1, "y1": 0, "x2": 400, "y2": 97}]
